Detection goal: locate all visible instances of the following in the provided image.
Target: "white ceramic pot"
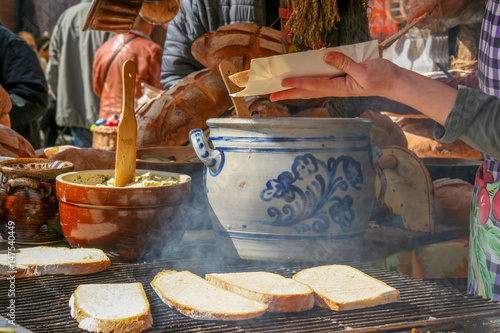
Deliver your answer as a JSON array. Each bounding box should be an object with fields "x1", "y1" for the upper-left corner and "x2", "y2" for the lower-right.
[{"x1": 189, "y1": 118, "x2": 379, "y2": 262}]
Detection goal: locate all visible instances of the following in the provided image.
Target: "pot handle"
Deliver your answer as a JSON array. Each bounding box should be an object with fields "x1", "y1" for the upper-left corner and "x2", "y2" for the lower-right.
[
  {"x1": 189, "y1": 129, "x2": 223, "y2": 174},
  {"x1": 5, "y1": 177, "x2": 52, "y2": 198}
]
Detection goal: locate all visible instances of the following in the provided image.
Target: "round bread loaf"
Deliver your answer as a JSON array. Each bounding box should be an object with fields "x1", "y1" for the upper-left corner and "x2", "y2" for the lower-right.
[
  {"x1": 360, "y1": 110, "x2": 408, "y2": 148},
  {"x1": 396, "y1": 117, "x2": 483, "y2": 159},
  {"x1": 136, "y1": 69, "x2": 232, "y2": 147},
  {"x1": 248, "y1": 99, "x2": 291, "y2": 118},
  {"x1": 0, "y1": 124, "x2": 36, "y2": 158},
  {"x1": 191, "y1": 23, "x2": 283, "y2": 78},
  {"x1": 433, "y1": 177, "x2": 474, "y2": 229}
]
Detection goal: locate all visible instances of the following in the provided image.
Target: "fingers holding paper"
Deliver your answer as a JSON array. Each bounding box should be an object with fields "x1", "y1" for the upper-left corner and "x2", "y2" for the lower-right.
[{"x1": 270, "y1": 52, "x2": 398, "y2": 102}]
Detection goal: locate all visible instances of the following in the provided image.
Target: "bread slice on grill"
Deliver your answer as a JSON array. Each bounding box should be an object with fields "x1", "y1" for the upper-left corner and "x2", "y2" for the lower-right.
[
  {"x1": 151, "y1": 270, "x2": 268, "y2": 321},
  {"x1": 0, "y1": 246, "x2": 111, "y2": 278},
  {"x1": 293, "y1": 265, "x2": 400, "y2": 311},
  {"x1": 205, "y1": 271, "x2": 314, "y2": 312},
  {"x1": 69, "y1": 283, "x2": 153, "y2": 333}
]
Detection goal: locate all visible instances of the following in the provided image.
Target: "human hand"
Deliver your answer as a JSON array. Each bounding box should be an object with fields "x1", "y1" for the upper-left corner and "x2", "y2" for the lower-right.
[
  {"x1": 270, "y1": 52, "x2": 400, "y2": 102},
  {"x1": 0, "y1": 84, "x2": 12, "y2": 117},
  {"x1": 405, "y1": 0, "x2": 472, "y2": 28}
]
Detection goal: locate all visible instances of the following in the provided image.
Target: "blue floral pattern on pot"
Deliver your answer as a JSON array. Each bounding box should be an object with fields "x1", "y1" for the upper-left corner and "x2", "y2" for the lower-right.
[{"x1": 260, "y1": 153, "x2": 362, "y2": 234}]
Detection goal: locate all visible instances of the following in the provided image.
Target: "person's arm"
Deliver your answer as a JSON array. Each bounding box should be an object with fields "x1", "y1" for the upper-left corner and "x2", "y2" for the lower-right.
[
  {"x1": 149, "y1": 45, "x2": 164, "y2": 91},
  {"x1": 160, "y1": 3, "x2": 206, "y2": 89},
  {"x1": 46, "y1": 20, "x2": 61, "y2": 99},
  {"x1": 3, "y1": 39, "x2": 48, "y2": 128},
  {"x1": 270, "y1": 52, "x2": 500, "y2": 159},
  {"x1": 435, "y1": 87, "x2": 500, "y2": 160},
  {"x1": 92, "y1": 48, "x2": 105, "y2": 98},
  {"x1": 271, "y1": 52, "x2": 457, "y2": 125},
  {"x1": 405, "y1": 0, "x2": 481, "y2": 28}
]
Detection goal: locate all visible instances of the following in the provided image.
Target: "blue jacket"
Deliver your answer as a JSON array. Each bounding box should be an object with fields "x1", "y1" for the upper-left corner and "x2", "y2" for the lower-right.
[{"x1": 160, "y1": 0, "x2": 265, "y2": 89}]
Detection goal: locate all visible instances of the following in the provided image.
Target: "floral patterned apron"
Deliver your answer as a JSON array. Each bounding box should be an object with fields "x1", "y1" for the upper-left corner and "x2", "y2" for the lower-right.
[{"x1": 468, "y1": 156, "x2": 500, "y2": 300}]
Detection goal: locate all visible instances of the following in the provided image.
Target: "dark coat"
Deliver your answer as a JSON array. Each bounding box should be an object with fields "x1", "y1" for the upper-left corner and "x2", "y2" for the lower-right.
[{"x1": 0, "y1": 24, "x2": 48, "y2": 149}]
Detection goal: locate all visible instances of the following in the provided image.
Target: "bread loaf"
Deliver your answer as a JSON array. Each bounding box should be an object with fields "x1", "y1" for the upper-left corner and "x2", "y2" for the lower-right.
[
  {"x1": 293, "y1": 265, "x2": 400, "y2": 311},
  {"x1": 136, "y1": 69, "x2": 232, "y2": 147},
  {"x1": 434, "y1": 178, "x2": 474, "y2": 228},
  {"x1": 248, "y1": 99, "x2": 291, "y2": 118},
  {"x1": 0, "y1": 246, "x2": 111, "y2": 278},
  {"x1": 151, "y1": 270, "x2": 268, "y2": 321},
  {"x1": 0, "y1": 124, "x2": 36, "y2": 158},
  {"x1": 360, "y1": 110, "x2": 408, "y2": 148},
  {"x1": 396, "y1": 118, "x2": 483, "y2": 159},
  {"x1": 205, "y1": 271, "x2": 314, "y2": 312},
  {"x1": 70, "y1": 283, "x2": 153, "y2": 333},
  {"x1": 50, "y1": 148, "x2": 116, "y2": 171},
  {"x1": 191, "y1": 23, "x2": 283, "y2": 78}
]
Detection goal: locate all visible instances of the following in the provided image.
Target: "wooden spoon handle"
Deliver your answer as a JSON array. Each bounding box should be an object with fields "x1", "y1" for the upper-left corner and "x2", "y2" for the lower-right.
[
  {"x1": 219, "y1": 61, "x2": 251, "y2": 118},
  {"x1": 114, "y1": 60, "x2": 137, "y2": 187}
]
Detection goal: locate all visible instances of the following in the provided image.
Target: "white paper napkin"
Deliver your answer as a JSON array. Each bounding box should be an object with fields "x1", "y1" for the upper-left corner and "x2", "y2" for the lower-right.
[{"x1": 232, "y1": 40, "x2": 379, "y2": 97}]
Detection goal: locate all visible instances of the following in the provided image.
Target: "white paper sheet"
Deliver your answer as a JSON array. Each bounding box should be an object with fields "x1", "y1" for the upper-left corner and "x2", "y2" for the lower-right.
[{"x1": 231, "y1": 40, "x2": 379, "y2": 97}]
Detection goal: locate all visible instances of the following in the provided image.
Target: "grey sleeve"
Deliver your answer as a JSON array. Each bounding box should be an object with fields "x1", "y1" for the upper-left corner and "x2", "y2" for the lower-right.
[
  {"x1": 160, "y1": 2, "x2": 207, "y2": 89},
  {"x1": 434, "y1": 86, "x2": 500, "y2": 160}
]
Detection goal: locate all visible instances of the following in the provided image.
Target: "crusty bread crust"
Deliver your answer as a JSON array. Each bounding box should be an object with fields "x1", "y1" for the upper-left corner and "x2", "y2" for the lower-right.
[
  {"x1": 191, "y1": 23, "x2": 282, "y2": 78},
  {"x1": 69, "y1": 283, "x2": 153, "y2": 333},
  {"x1": 136, "y1": 69, "x2": 232, "y2": 147},
  {"x1": 0, "y1": 247, "x2": 111, "y2": 278},
  {"x1": 151, "y1": 270, "x2": 268, "y2": 321},
  {"x1": 205, "y1": 272, "x2": 314, "y2": 312},
  {"x1": 293, "y1": 265, "x2": 400, "y2": 311}
]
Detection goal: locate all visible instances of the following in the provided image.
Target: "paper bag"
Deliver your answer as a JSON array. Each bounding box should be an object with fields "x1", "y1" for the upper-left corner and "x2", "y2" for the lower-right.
[{"x1": 232, "y1": 40, "x2": 379, "y2": 97}]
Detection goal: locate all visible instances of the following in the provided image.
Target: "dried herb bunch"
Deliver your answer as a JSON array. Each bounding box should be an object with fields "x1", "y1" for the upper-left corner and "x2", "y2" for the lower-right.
[
  {"x1": 286, "y1": 0, "x2": 370, "y2": 49},
  {"x1": 286, "y1": 0, "x2": 341, "y2": 48}
]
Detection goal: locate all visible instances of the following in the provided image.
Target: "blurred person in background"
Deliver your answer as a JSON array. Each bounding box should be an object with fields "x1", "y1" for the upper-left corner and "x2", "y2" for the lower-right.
[
  {"x1": 46, "y1": 0, "x2": 113, "y2": 148},
  {"x1": 92, "y1": 15, "x2": 163, "y2": 121},
  {"x1": 37, "y1": 34, "x2": 61, "y2": 148},
  {"x1": 160, "y1": 0, "x2": 279, "y2": 89},
  {"x1": 0, "y1": 23, "x2": 47, "y2": 148},
  {"x1": 270, "y1": 0, "x2": 500, "y2": 302},
  {"x1": 36, "y1": 34, "x2": 50, "y2": 74}
]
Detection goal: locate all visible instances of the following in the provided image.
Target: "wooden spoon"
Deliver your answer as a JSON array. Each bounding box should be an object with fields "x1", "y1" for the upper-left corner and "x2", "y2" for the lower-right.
[{"x1": 114, "y1": 59, "x2": 137, "y2": 187}]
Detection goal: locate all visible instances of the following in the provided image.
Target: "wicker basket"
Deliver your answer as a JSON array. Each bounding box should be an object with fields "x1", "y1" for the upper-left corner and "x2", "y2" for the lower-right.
[{"x1": 91, "y1": 126, "x2": 117, "y2": 150}]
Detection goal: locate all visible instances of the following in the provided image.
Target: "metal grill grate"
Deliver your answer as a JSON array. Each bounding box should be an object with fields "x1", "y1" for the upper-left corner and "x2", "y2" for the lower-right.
[{"x1": 1, "y1": 260, "x2": 500, "y2": 332}]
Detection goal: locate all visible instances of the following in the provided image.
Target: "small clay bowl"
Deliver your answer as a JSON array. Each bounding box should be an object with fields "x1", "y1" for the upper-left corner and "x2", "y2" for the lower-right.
[
  {"x1": 0, "y1": 158, "x2": 74, "y2": 244},
  {"x1": 55, "y1": 169, "x2": 191, "y2": 262}
]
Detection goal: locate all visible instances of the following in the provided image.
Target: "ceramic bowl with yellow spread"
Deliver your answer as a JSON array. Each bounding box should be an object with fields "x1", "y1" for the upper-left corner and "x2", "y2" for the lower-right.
[{"x1": 55, "y1": 169, "x2": 191, "y2": 262}]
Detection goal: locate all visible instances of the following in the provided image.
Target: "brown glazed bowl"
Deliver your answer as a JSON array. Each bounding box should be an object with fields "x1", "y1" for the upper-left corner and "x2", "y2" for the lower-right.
[
  {"x1": 0, "y1": 158, "x2": 74, "y2": 244},
  {"x1": 136, "y1": 146, "x2": 211, "y2": 230},
  {"x1": 55, "y1": 169, "x2": 191, "y2": 262}
]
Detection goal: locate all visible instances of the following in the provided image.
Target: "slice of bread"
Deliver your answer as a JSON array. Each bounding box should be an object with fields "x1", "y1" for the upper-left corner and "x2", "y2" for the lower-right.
[
  {"x1": 205, "y1": 271, "x2": 314, "y2": 312},
  {"x1": 0, "y1": 246, "x2": 111, "y2": 278},
  {"x1": 228, "y1": 69, "x2": 251, "y2": 87},
  {"x1": 293, "y1": 265, "x2": 400, "y2": 311},
  {"x1": 69, "y1": 282, "x2": 153, "y2": 333},
  {"x1": 151, "y1": 270, "x2": 268, "y2": 321}
]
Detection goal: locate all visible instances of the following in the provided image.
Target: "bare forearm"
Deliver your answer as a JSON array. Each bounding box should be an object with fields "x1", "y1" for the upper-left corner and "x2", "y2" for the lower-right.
[{"x1": 389, "y1": 67, "x2": 458, "y2": 125}]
